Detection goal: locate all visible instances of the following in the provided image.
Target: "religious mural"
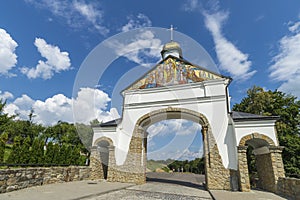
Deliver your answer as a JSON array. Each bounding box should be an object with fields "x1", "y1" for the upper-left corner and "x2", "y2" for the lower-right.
[{"x1": 128, "y1": 57, "x2": 222, "y2": 90}]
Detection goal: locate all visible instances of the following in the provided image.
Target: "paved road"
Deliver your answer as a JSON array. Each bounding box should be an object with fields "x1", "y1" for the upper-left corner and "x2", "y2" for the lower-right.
[
  {"x1": 0, "y1": 172, "x2": 288, "y2": 200},
  {"x1": 82, "y1": 173, "x2": 211, "y2": 200}
]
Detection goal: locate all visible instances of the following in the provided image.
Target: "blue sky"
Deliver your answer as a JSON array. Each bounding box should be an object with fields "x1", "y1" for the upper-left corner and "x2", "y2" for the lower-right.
[{"x1": 1, "y1": 0, "x2": 300, "y2": 160}]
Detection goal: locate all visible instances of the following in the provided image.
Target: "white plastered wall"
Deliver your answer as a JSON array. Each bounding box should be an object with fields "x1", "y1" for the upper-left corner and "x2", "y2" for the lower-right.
[
  {"x1": 92, "y1": 77, "x2": 279, "y2": 171},
  {"x1": 234, "y1": 120, "x2": 278, "y2": 147},
  {"x1": 93, "y1": 78, "x2": 237, "y2": 168}
]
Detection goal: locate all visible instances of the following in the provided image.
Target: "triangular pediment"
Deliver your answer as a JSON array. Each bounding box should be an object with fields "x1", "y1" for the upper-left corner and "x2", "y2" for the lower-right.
[{"x1": 126, "y1": 56, "x2": 224, "y2": 91}]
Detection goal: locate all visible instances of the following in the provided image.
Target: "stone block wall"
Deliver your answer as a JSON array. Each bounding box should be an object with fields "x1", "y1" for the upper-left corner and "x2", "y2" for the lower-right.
[
  {"x1": 277, "y1": 177, "x2": 300, "y2": 200},
  {"x1": 237, "y1": 146, "x2": 250, "y2": 192},
  {"x1": 0, "y1": 166, "x2": 90, "y2": 194},
  {"x1": 205, "y1": 144, "x2": 231, "y2": 190},
  {"x1": 256, "y1": 153, "x2": 275, "y2": 192}
]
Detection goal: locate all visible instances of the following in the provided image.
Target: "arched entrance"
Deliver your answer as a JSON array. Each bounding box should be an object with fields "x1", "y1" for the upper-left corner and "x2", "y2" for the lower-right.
[
  {"x1": 91, "y1": 40, "x2": 284, "y2": 192},
  {"x1": 237, "y1": 133, "x2": 285, "y2": 192},
  {"x1": 145, "y1": 118, "x2": 205, "y2": 186},
  {"x1": 119, "y1": 107, "x2": 232, "y2": 190},
  {"x1": 90, "y1": 137, "x2": 115, "y2": 181}
]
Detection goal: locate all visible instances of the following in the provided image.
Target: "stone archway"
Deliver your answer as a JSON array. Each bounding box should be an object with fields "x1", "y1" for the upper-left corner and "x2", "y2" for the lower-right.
[
  {"x1": 90, "y1": 137, "x2": 116, "y2": 180},
  {"x1": 114, "y1": 107, "x2": 233, "y2": 190},
  {"x1": 237, "y1": 133, "x2": 285, "y2": 192}
]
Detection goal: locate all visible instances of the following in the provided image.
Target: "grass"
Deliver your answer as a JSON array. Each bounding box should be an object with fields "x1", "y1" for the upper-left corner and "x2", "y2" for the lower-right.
[{"x1": 147, "y1": 160, "x2": 169, "y2": 172}]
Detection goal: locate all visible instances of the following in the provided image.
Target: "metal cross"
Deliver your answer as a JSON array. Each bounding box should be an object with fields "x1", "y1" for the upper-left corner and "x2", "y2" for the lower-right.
[{"x1": 170, "y1": 25, "x2": 174, "y2": 41}]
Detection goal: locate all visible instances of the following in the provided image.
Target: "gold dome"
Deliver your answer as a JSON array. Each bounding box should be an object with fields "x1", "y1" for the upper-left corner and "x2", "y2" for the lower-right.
[{"x1": 161, "y1": 41, "x2": 183, "y2": 58}]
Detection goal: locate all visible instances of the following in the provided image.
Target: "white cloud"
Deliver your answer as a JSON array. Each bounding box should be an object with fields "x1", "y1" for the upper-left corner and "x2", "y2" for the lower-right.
[
  {"x1": 203, "y1": 10, "x2": 256, "y2": 81},
  {"x1": 24, "y1": 0, "x2": 108, "y2": 35},
  {"x1": 147, "y1": 119, "x2": 201, "y2": 140},
  {"x1": 4, "y1": 88, "x2": 119, "y2": 125},
  {"x1": 0, "y1": 91, "x2": 14, "y2": 100},
  {"x1": 4, "y1": 94, "x2": 35, "y2": 119},
  {"x1": 106, "y1": 30, "x2": 162, "y2": 66},
  {"x1": 21, "y1": 38, "x2": 71, "y2": 79},
  {"x1": 121, "y1": 13, "x2": 152, "y2": 32},
  {"x1": 269, "y1": 20, "x2": 300, "y2": 98},
  {"x1": 147, "y1": 119, "x2": 202, "y2": 160},
  {"x1": 0, "y1": 28, "x2": 18, "y2": 76},
  {"x1": 182, "y1": 0, "x2": 199, "y2": 12},
  {"x1": 178, "y1": 148, "x2": 203, "y2": 161},
  {"x1": 278, "y1": 76, "x2": 300, "y2": 98},
  {"x1": 148, "y1": 148, "x2": 203, "y2": 161}
]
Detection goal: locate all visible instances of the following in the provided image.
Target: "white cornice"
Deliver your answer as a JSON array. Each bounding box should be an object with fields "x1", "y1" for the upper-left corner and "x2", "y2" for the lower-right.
[
  {"x1": 234, "y1": 120, "x2": 277, "y2": 128},
  {"x1": 124, "y1": 95, "x2": 226, "y2": 109},
  {"x1": 122, "y1": 78, "x2": 229, "y2": 96},
  {"x1": 92, "y1": 126, "x2": 117, "y2": 132}
]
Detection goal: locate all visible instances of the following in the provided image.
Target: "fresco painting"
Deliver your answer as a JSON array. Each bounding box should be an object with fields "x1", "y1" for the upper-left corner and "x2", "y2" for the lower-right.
[{"x1": 128, "y1": 57, "x2": 222, "y2": 90}]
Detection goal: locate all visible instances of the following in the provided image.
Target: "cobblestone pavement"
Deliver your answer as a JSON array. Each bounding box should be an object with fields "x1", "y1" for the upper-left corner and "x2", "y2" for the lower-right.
[
  {"x1": 82, "y1": 173, "x2": 212, "y2": 200},
  {"x1": 84, "y1": 188, "x2": 211, "y2": 200}
]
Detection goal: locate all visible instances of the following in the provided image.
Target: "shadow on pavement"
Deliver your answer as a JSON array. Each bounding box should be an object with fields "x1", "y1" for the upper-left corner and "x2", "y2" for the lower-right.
[{"x1": 146, "y1": 173, "x2": 206, "y2": 190}]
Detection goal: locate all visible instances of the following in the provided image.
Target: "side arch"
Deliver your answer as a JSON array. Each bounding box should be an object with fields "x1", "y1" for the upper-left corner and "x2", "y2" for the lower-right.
[
  {"x1": 90, "y1": 136, "x2": 115, "y2": 180},
  {"x1": 239, "y1": 132, "x2": 275, "y2": 147},
  {"x1": 94, "y1": 136, "x2": 114, "y2": 146},
  {"x1": 237, "y1": 132, "x2": 284, "y2": 192}
]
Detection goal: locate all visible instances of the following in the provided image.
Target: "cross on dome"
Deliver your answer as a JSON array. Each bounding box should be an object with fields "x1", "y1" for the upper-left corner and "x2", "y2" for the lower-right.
[{"x1": 161, "y1": 25, "x2": 182, "y2": 59}]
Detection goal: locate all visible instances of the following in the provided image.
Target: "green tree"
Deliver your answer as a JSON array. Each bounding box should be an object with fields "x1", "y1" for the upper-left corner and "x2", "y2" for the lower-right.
[
  {"x1": 52, "y1": 143, "x2": 60, "y2": 164},
  {"x1": 0, "y1": 138, "x2": 5, "y2": 163},
  {"x1": 44, "y1": 142, "x2": 55, "y2": 164},
  {"x1": 0, "y1": 100, "x2": 14, "y2": 132},
  {"x1": 75, "y1": 123, "x2": 93, "y2": 152},
  {"x1": 19, "y1": 136, "x2": 31, "y2": 164},
  {"x1": 7, "y1": 136, "x2": 22, "y2": 164},
  {"x1": 233, "y1": 86, "x2": 300, "y2": 175},
  {"x1": 30, "y1": 138, "x2": 45, "y2": 164}
]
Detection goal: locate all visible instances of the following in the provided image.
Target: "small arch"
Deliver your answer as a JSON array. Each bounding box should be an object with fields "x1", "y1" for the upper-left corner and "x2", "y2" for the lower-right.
[
  {"x1": 238, "y1": 133, "x2": 278, "y2": 192},
  {"x1": 239, "y1": 133, "x2": 275, "y2": 147},
  {"x1": 94, "y1": 136, "x2": 114, "y2": 146},
  {"x1": 94, "y1": 136, "x2": 114, "y2": 180}
]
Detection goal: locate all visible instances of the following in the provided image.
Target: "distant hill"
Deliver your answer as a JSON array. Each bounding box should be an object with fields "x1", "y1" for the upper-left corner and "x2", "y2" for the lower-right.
[{"x1": 147, "y1": 159, "x2": 172, "y2": 172}]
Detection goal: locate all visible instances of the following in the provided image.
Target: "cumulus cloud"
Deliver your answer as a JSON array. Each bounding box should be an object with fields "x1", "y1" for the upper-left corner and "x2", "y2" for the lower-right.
[
  {"x1": 21, "y1": 38, "x2": 71, "y2": 79},
  {"x1": 147, "y1": 119, "x2": 201, "y2": 140},
  {"x1": 182, "y1": 0, "x2": 199, "y2": 12},
  {"x1": 148, "y1": 148, "x2": 203, "y2": 161},
  {"x1": 269, "y1": 20, "x2": 300, "y2": 98},
  {"x1": 178, "y1": 148, "x2": 203, "y2": 161},
  {"x1": 0, "y1": 28, "x2": 18, "y2": 76},
  {"x1": 24, "y1": 0, "x2": 108, "y2": 35},
  {"x1": 121, "y1": 13, "x2": 152, "y2": 32},
  {"x1": 0, "y1": 91, "x2": 14, "y2": 100},
  {"x1": 4, "y1": 88, "x2": 119, "y2": 125},
  {"x1": 203, "y1": 10, "x2": 256, "y2": 81},
  {"x1": 105, "y1": 30, "x2": 162, "y2": 66}
]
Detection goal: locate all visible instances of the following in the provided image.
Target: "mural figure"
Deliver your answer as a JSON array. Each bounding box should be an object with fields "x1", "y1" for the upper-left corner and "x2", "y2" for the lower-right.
[{"x1": 128, "y1": 57, "x2": 221, "y2": 90}]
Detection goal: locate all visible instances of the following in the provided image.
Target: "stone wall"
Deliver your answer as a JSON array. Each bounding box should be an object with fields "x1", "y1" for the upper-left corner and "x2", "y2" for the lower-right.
[
  {"x1": 256, "y1": 153, "x2": 275, "y2": 192},
  {"x1": 237, "y1": 146, "x2": 250, "y2": 192},
  {"x1": 277, "y1": 177, "x2": 300, "y2": 199},
  {"x1": 0, "y1": 166, "x2": 90, "y2": 194},
  {"x1": 205, "y1": 144, "x2": 232, "y2": 190}
]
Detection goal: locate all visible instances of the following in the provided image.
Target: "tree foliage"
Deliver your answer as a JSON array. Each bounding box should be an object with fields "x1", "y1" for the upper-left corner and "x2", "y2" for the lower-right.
[
  {"x1": 0, "y1": 99, "x2": 90, "y2": 166},
  {"x1": 233, "y1": 86, "x2": 300, "y2": 175},
  {"x1": 167, "y1": 158, "x2": 205, "y2": 174}
]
